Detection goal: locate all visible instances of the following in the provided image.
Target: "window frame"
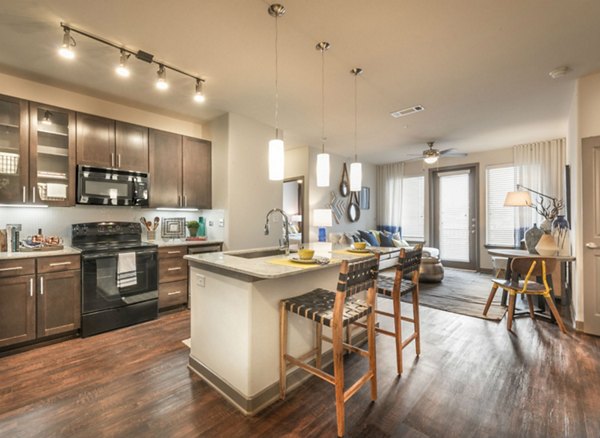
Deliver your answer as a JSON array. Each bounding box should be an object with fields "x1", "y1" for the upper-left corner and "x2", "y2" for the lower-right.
[{"x1": 485, "y1": 163, "x2": 517, "y2": 248}]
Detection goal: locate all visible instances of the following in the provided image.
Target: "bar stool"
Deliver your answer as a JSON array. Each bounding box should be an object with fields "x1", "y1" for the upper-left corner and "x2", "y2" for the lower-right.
[
  {"x1": 279, "y1": 255, "x2": 379, "y2": 438},
  {"x1": 370, "y1": 245, "x2": 423, "y2": 375}
]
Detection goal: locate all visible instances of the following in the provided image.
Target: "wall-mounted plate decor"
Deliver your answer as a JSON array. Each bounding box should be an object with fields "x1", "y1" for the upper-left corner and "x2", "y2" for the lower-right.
[
  {"x1": 348, "y1": 191, "x2": 361, "y2": 222},
  {"x1": 161, "y1": 217, "x2": 186, "y2": 239},
  {"x1": 339, "y1": 163, "x2": 350, "y2": 197}
]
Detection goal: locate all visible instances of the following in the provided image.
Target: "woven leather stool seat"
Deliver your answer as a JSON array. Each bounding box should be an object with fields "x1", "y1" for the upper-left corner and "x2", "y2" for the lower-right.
[
  {"x1": 377, "y1": 275, "x2": 416, "y2": 298},
  {"x1": 283, "y1": 288, "x2": 370, "y2": 327}
]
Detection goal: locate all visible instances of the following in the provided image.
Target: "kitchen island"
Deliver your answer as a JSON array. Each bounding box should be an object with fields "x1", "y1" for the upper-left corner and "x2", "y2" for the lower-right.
[{"x1": 184, "y1": 245, "x2": 400, "y2": 415}]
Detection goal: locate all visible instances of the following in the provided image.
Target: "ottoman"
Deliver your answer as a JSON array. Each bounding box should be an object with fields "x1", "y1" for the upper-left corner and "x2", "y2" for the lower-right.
[{"x1": 420, "y1": 247, "x2": 444, "y2": 282}]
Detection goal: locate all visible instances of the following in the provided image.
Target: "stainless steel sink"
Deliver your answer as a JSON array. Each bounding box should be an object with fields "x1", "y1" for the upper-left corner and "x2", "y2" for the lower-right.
[{"x1": 227, "y1": 248, "x2": 290, "y2": 259}]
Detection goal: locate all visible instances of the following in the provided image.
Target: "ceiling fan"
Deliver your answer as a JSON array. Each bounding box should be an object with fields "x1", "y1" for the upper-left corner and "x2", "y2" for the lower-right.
[{"x1": 408, "y1": 142, "x2": 467, "y2": 164}]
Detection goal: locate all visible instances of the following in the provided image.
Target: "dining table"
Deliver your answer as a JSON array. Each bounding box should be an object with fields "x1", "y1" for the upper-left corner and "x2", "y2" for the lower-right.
[{"x1": 486, "y1": 248, "x2": 576, "y2": 322}]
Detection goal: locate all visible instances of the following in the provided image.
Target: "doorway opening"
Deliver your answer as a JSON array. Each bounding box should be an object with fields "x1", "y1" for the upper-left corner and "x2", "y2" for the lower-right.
[{"x1": 283, "y1": 176, "x2": 305, "y2": 244}]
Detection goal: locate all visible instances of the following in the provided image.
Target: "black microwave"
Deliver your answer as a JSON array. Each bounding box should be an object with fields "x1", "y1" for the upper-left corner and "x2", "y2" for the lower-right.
[{"x1": 77, "y1": 165, "x2": 149, "y2": 206}]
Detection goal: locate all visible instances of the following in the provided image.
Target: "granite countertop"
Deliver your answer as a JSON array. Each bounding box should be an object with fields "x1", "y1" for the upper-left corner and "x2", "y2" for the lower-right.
[
  {"x1": 0, "y1": 246, "x2": 81, "y2": 260},
  {"x1": 184, "y1": 244, "x2": 397, "y2": 281},
  {"x1": 152, "y1": 239, "x2": 223, "y2": 248}
]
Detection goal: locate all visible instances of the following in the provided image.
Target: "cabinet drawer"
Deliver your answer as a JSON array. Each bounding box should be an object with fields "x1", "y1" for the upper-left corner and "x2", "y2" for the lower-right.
[
  {"x1": 159, "y1": 256, "x2": 187, "y2": 283},
  {"x1": 0, "y1": 258, "x2": 35, "y2": 278},
  {"x1": 158, "y1": 280, "x2": 188, "y2": 309},
  {"x1": 37, "y1": 255, "x2": 80, "y2": 273},
  {"x1": 159, "y1": 246, "x2": 187, "y2": 258}
]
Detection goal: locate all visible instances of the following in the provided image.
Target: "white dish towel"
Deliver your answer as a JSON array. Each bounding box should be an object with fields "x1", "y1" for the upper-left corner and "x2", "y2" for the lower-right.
[{"x1": 117, "y1": 252, "x2": 137, "y2": 288}]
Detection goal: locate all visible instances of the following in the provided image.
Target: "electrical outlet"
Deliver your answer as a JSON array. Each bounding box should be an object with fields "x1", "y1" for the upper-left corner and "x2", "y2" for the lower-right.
[
  {"x1": 219, "y1": 219, "x2": 224, "y2": 227},
  {"x1": 208, "y1": 221, "x2": 214, "y2": 226},
  {"x1": 196, "y1": 274, "x2": 205, "y2": 287}
]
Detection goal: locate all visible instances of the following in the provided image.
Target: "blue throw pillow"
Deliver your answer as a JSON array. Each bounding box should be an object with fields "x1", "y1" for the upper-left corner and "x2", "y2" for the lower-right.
[
  {"x1": 379, "y1": 231, "x2": 395, "y2": 247},
  {"x1": 358, "y1": 230, "x2": 379, "y2": 247}
]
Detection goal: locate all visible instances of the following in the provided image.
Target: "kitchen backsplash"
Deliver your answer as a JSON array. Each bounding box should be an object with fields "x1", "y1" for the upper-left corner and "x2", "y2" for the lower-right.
[{"x1": 0, "y1": 206, "x2": 225, "y2": 245}]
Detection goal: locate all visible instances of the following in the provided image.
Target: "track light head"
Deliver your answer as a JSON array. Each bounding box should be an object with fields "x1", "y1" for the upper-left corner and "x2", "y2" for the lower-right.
[
  {"x1": 115, "y1": 50, "x2": 130, "y2": 77},
  {"x1": 193, "y1": 79, "x2": 205, "y2": 103},
  {"x1": 155, "y1": 65, "x2": 168, "y2": 90},
  {"x1": 58, "y1": 28, "x2": 75, "y2": 59},
  {"x1": 41, "y1": 110, "x2": 53, "y2": 125}
]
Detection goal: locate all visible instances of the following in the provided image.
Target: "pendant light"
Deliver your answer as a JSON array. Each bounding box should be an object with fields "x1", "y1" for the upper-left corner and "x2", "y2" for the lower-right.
[
  {"x1": 268, "y1": 4, "x2": 286, "y2": 181},
  {"x1": 350, "y1": 68, "x2": 363, "y2": 191},
  {"x1": 316, "y1": 41, "x2": 331, "y2": 187}
]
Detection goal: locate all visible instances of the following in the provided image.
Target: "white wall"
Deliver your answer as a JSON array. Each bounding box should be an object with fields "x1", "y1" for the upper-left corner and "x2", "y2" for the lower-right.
[{"x1": 403, "y1": 147, "x2": 514, "y2": 270}]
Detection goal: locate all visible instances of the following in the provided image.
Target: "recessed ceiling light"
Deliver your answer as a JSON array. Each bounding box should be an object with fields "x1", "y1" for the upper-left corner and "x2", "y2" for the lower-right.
[
  {"x1": 549, "y1": 66, "x2": 570, "y2": 79},
  {"x1": 390, "y1": 105, "x2": 424, "y2": 118}
]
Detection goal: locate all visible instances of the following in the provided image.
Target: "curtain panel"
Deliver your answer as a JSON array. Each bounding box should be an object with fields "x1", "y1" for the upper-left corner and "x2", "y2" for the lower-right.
[
  {"x1": 376, "y1": 162, "x2": 404, "y2": 234},
  {"x1": 513, "y1": 138, "x2": 566, "y2": 243}
]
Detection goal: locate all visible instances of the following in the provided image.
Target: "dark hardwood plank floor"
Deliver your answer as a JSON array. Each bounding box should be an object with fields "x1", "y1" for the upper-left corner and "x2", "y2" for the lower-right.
[{"x1": 1, "y1": 293, "x2": 599, "y2": 437}]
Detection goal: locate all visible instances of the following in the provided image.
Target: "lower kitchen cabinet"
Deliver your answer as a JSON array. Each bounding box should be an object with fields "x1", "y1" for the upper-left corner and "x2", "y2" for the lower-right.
[
  {"x1": 0, "y1": 274, "x2": 35, "y2": 348},
  {"x1": 37, "y1": 269, "x2": 81, "y2": 338}
]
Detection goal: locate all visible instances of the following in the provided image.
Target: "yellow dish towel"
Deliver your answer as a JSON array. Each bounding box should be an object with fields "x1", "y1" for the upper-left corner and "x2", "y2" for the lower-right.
[{"x1": 267, "y1": 258, "x2": 340, "y2": 269}]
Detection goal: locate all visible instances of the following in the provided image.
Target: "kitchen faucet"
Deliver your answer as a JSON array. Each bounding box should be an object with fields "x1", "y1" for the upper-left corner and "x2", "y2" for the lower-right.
[{"x1": 264, "y1": 208, "x2": 291, "y2": 255}]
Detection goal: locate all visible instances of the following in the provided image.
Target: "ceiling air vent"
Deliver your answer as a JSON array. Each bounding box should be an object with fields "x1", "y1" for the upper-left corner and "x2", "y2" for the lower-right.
[{"x1": 390, "y1": 105, "x2": 425, "y2": 118}]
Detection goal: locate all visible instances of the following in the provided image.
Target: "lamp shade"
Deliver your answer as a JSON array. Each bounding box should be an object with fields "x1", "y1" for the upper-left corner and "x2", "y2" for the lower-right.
[
  {"x1": 316, "y1": 152, "x2": 330, "y2": 187},
  {"x1": 504, "y1": 191, "x2": 532, "y2": 207},
  {"x1": 268, "y1": 138, "x2": 284, "y2": 181},
  {"x1": 350, "y1": 162, "x2": 362, "y2": 191},
  {"x1": 313, "y1": 209, "x2": 333, "y2": 227}
]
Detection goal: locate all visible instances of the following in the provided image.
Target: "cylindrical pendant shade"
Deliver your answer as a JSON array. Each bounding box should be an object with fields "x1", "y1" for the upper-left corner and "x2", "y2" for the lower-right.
[
  {"x1": 350, "y1": 162, "x2": 362, "y2": 191},
  {"x1": 316, "y1": 153, "x2": 330, "y2": 187},
  {"x1": 268, "y1": 139, "x2": 284, "y2": 181}
]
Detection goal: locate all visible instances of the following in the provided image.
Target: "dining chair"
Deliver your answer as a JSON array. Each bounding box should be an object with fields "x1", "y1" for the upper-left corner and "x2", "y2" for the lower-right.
[
  {"x1": 483, "y1": 257, "x2": 566, "y2": 333},
  {"x1": 279, "y1": 254, "x2": 379, "y2": 438}
]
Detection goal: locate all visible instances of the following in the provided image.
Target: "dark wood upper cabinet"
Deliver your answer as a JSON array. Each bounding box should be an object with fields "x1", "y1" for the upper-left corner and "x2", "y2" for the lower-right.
[
  {"x1": 0, "y1": 275, "x2": 35, "y2": 348},
  {"x1": 36, "y1": 270, "x2": 81, "y2": 338},
  {"x1": 0, "y1": 94, "x2": 29, "y2": 204},
  {"x1": 76, "y1": 113, "x2": 115, "y2": 168},
  {"x1": 29, "y1": 102, "x2": 76, "y2": 206},
  {"x1": 183, "y1": 136, "x2": 212, "y2": 209},
  {"x1": 115, "y1": 122, "x2": 149, "y2": 173},
  {"x1": 149, "y1": 129, "x2": 182, "y2": 208}
]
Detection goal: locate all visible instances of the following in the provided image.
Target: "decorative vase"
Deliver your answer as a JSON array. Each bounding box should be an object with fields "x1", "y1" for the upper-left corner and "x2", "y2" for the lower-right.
[
  {"x1": 188, "y1": 227, "x2": 199, "y2": 237},
  {"x1": 198, "y1": 217, "x2": 206, "y2": 237},
  {"x1": 535, "y1": 233, "x2": 558, "y2": 256},
  {"x1": 552, "y1": 215, "x2": 570, "y2": 255},
  {"x1": 539, "y1": 218, "x2": 553, "y2": 234},
  {"x1": 524, "y1": 224, "x2": 543, "y2": 254}
]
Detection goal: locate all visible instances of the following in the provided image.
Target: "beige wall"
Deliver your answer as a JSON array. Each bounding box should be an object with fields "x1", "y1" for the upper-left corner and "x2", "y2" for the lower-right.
[
  {"x1": 0, "y1": 71, "x2": 204, "y2": 138},
  {"x1": 403, "y1": 147, "x2": 514, "y2": 270}
]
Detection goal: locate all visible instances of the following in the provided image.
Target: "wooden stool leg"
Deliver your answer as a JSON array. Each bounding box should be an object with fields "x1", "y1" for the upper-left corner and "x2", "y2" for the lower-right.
[
  {"x1": 412, "y1": 286, "x2": 421, "y2": 356},
  {"x1": 279, "y1": 302, "x2": 288, "y2": 399},
  {"x1": 507, "y1": 293, "x2": 516, "y2": 331},
  {"x1": 483, "y1": 284, "x2": 499, "y2": 316},
  {"x1": 332, "y1": 322, "x2": 345, "y2": 438},
  {"x1": 526, "y1": 295, "x2": 535, "y2": 319},
  {"x1": 392, "y1": 290, "x2": 403, "y2": 375},
  {"x1": 367, "y1": 289, "x2": 377, "y2": 400},
  {"x1": 544, "y1": 295, "x2": 567, "y2": 333},
  {"x1": 315, "y1": 322, "x2": 323, "y2": 369}
]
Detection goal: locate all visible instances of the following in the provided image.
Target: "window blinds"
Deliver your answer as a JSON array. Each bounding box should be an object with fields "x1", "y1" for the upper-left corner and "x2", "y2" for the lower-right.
[
  {"x1": 401, "y1": 176, "x2": 425, "y2": 239},
  {"x1": 486, "y1": 165, "x2": 516, "y2": 246}
]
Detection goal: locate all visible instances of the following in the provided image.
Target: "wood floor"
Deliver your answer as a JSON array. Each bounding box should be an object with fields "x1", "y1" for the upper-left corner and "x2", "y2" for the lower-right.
[{"x1": 1, "y1": 294, "x2": 599, "y2": 437}]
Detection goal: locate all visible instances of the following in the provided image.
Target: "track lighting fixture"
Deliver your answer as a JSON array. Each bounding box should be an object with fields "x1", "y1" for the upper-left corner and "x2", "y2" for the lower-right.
[
  {"x1": 41, "y1": 111, "x2": 53, "y2": 125},
  {"x1": 155, "y1": 65, "x2": 169, "y2": 90},
  {"x1": 57, "y1": 23, "x2": 206, "y2": 101},
  {"x1": 115, "y1": 50, "x2": 130, "y2": 77},
  {"x1": 58, "y1": 28, "x2": 75, "y2": 59},
  {"x1": 194, "y1": 79, "x2": 205, "y2": 103}
]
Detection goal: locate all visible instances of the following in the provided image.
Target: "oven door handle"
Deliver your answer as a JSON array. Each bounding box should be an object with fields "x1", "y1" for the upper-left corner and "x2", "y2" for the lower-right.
[{"x1": 82, "y1": 249, "x2": 157, "y2": 260}]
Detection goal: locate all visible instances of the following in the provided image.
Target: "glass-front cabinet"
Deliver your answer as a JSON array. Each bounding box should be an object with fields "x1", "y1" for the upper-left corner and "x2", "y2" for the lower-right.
[
  {"x1": 29, "y1": 103, "x2": 75, "y2": 206},
  {"x1": 0, "y1": 95, "x2": 28, "y2": 204}
]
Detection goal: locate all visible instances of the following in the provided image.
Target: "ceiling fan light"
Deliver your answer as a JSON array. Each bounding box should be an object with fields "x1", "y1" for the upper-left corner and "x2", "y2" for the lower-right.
[
  {"x1": 316, "y1": 152, "x2": 330, "y2": 187},
  {"x1": 350, "y1": 161, "x2": 362, "y2": 191},
  {"x1": 424, "y1": 155, "x2": 439, "y2": 164}
]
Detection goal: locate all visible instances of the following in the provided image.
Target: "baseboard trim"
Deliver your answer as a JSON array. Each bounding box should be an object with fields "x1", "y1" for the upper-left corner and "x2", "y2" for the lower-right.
[{"x1": 188, "y1": 329, "x2": 369, "y2": 416}]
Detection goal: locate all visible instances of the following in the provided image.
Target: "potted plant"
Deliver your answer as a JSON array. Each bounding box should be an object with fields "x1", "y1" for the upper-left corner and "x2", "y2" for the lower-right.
[{"x1": 187, "y1": 220, "x2": 200, "y2": 237}]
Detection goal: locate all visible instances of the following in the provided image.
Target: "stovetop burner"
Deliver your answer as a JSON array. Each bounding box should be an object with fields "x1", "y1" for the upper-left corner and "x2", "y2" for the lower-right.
[
  {"x1": 71, "y1": 221, "x2": 157, "y2": 253},
  {"x1": 73, "y1": 241, "x2": 157, "y2": 253}
]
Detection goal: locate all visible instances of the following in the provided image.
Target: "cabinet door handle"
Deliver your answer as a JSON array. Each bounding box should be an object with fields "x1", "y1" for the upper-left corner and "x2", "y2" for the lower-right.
[
  {"x1": 0, "y1": 266, "x2": 23, "y2": 272},
  {"x1": 167, "y1": 267, "x2": 182, "y2": 271},
  {"x1": 29, "y1": 278, "x2": 33, "y2": 297},
  {"x1": 178, "y1": 195, "x2": 181, "y2": 207},
  {"x1": 32, "y1": 186, "x2": 36, "y2": 203},
  {"x1": 118, "y1": 154, "x2": 121, "y2": 168},
  {"x1": 586, "y1": 242, "x2": 599, "y2": 249},
  {"x1": 49, "y1": 261, "x2": 72, "y2": 267},
  {"x1": 111, "y1": 152, "x2": 115, "y2": 167},
  {"x1": 167, "y1": 290, "x2": 182, "y2": 295},
  {"x1": 23, "y1": 186, "x2": 26, "y2": 203},
  {"x1": 184, "y1": 195, "x2": 187, "y2": 207},
  {"x1": 40, "y1": 276, "x2": 44, "y2": 295},
  {"x1": 167, "y1": 251, "x2": 181, "y2": 254}
]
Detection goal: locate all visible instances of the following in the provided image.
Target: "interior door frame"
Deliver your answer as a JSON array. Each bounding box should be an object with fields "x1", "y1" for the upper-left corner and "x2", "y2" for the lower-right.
[
  {"x1": 283, "y1": 176, "x2": 305, "y2": 243},
  {"x1": 429, "y1": 163, "x2": 480, "y2": 270}
]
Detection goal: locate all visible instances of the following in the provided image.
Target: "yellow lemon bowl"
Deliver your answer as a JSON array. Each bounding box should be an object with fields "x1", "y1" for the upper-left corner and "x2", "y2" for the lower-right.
[
  {"x1": 298, "y1": 249, "x2": 315, "y2": 260},
  {"x1": 353, "y1": 242, "x2": 367, "y2": 250}
]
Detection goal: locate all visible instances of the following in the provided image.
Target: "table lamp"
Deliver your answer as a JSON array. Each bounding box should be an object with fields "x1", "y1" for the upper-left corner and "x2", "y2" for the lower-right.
[{"x1": 313, "y1": 209, "x2": 332, "y2": 242}]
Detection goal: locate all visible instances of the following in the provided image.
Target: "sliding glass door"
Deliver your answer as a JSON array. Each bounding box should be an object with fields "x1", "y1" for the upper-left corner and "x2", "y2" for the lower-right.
[{"x1": 432, "y1": 165, "x2": 478, "y2": 269}]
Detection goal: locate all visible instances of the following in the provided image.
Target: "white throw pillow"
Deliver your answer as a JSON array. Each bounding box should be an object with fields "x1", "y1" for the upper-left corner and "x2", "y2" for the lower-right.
[{"x1": 392, "y1": 238, "x2": 410, "y2": 248}]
